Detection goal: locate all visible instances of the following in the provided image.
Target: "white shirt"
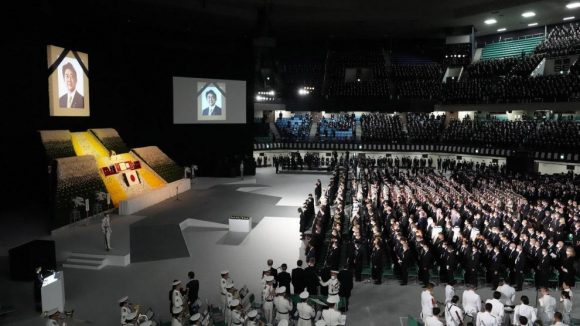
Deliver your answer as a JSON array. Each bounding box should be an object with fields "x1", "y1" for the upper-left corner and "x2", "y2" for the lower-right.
[
  {"x1": 513, "y1": 303, "x2": 537, "y2": 326},
  {"x1": 421, "y1": 290, "x2": 435, "y2": 318},
  {"x1": 485, "y1": 298, "x2": 504, "y2": 322},
  {"x1": 322, "y1": 308, "x2": 344, "y2": 326},
  {"x1": 476, "y1": 311, "x2": 498, "y2": 326},
  {"x1": 445, "y1": 303, "x2": 464, "y2": 326},
  {"x1": 171, "y1": 316, "x2": 183, "y2": 326},
  {"x1": 462, "y1": 290, "x2": 482, "y2": 316},
  {"x1": 121, "y1": 306, "x2": 137, "y2": 324},
  {"x1": 297, "y1": 302, "x2": 315, "y2": 320},
  {"x1": 445, "y1": 285, "x2": 455, "y2": 304},
  {"x1": 101, "y1": 216, "x2": 111, "y2": 234},
  {"x1": 424, "y1": 315, "x2": 444, "y2": 326},
  {"x1": 496, "y1": 284, "x2": 516, "y2": 305},
  {"x1": 550, "y1": 322, "x2": 568, "y2": 326},
  {"x1": 273, "y1": 296, "x2": 292, "y2": 320},
  {"x1": 539, "y1": 294, "x2": 556, "y2": 323},
  {"x1": 172, "y1": 289, "x2": 183, "y2": 309}
]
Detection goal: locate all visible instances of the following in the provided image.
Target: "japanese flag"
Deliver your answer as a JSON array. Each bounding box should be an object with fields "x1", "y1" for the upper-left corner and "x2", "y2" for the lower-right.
[{"x1": 123, "y1": 170, "x2": 141, "y2": 186}]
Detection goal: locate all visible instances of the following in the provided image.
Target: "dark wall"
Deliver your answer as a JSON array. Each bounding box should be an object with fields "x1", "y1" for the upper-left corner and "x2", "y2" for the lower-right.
[{"x1": 3, "y1": 0, "x2": 253, "y2": 206}]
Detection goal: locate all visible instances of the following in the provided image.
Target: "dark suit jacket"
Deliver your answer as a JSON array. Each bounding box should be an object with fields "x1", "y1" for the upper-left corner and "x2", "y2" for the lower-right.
[
  {"x1": 59, "y1": 92, "x2": 84, "y2": 108},
  {"x1": 291, "y1": 267, "x2": 305, "y2": 294},
  {"x1": 337, "y1": 269, "x2": 353, "y2": 297},
  {"x1": 202, "y1": 106, "x2": 222, "y2": 116},
  {"x1": 277, "y1": 271, "x2": 291, "y2": 295}
]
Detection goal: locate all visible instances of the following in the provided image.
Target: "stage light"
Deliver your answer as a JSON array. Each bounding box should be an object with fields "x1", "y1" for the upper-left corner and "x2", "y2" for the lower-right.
[
  {"x1": 484, "y1": 18, "x2": 497, "y2": 25},
  {"x1": 497, "y1": 28, "x2": 507, "y2": 32},
  {"x1": 298, "y1": 88, "x2": 309, "y2": 96},
  {"x1": 266, "y1": 77, "x2": 270, "y2": 80},
  {"x1": 522, "y1": 11, "x2": 536, "y2": 18},
  {"x1": 560, "y1": 154, "x2": 565, "y2": 159},
  {"x1": 358, "y1": 145, "x2": 362, "y2": 149},
  {"x1": 266, "y1": 144, "x2": 270, "y2": 148},
  {"x1": 528, "y1": 22, "x2": 538, "y2": 26},
  {"x1": 357, "y1": 78, "x2": 361, "y2": 82},
  {"x1": 475, "y1": 149, "x2": 479, "y2": 153},
  {"x1": 563, "y1": 16, "x2": 575, "y2": 20},
  {"x1": 268, "y1": 90, "x2": 275, "y2": 96},
  {"x1": 567, "y1": 2, "x2": 580, "y2": 9}
]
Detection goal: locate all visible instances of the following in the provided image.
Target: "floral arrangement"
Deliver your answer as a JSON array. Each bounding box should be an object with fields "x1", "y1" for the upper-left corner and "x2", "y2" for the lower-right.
[
  {"x1": 89, "y1": 128, "x2": 129, "y2": 154},
  {"x1": 39, "y1": 130, "x2": 76, "y2": 160},
  {"x1": 132, "y1": 146, "x2": 183, "y2": 183}
]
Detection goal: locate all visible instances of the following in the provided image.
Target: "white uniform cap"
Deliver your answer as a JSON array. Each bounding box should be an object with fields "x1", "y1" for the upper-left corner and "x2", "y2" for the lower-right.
[
  {"x1": 299, "y1": 291, "x2": 309, "y2": 299},
  {"x1": 172, "y1": 280, "x2": 181, "y2": 286},
  {"x1": 278, "y1": 320, "x2": 289, "y2": 326},
  {"x1": 172, "y1": 305, "x2": 183, "y2": 314},
  {"x1": 190, "y1": 313, "x2": 201, "y2": 321},
  {"x1": 276, "y1": 286, "x2": 286, "y2": 294},
  {"x1": 230, "y1": 299, "x2": 240, "y2": 306},
  {"x1": 221, "y1": 270, "x2": 229, "y2": 275},
  {"x1": 315, "y1": 320, "x2": 327, "y2": 326},
  {"x1": 247, "y1": 310, "x2": 258, "y2": 318},
  {"x1": 118, "y1": 296, "x2": 129, "y2": 303},
  {"x1": 330, "y1": 270, "x2": 339, "y2": 274},
  {"x1": 326, "y1": 296, "x2": 339, "y2": 304},
  {"x1": 265, "y1": 275, "x2": 275, "y2": 282}
]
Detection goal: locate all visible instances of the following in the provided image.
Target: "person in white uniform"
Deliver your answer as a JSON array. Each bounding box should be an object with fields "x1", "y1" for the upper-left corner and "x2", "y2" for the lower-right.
[
  {"x1": 224, "y1": 281, "x2": 235, "y2": 326},
  {"x1": 230, "y1": 299, "x2": 245, "y2": 326},
  {"x1": 496, "y1": 279, "x2": 516, "y2": 306},
  {"x1": 560, "y1": 290, "x2": 572, "y2": 325},
  {"x1": 475, "y1": 303, "x2": 498, "y2": 326},
  {"x1": 445, "y1": 295, "x2": 464, "y2": 326},
  {"x1": 321, "y1": 296, "x2": 343, "y2": 326},
  {"x1": 551, "y1": 311, "x2": 569, "y2": 326},
  {"x1": 421, "y1": 283, "x2": 436, "y2": 322},
  {"x1": 539, "y1": 287, "x2": 556, "y2": 325},
  {"x1": 45, "y1": 308, "x2": 60, "y2": 326},
  {"x1": 424, "y1": 307, "x2": 444, "y2": 326},
  {"x1": 462, "y1": 284, "x2": 482, "y2": 320},
  {"x1": 445, "y1": 281, "x2": 455, "y2": 304},
  {"x1": 513, "y1": 296, "x2": 537, "y2": 326},
  {"x1": 262, "y1": 275, "x2": 275, "y2": 325},
  {"x1": 101, "y1": 213, "x2": 112, "y2": 251},
  {"x1": 120, "y1": 296, "x2": 138, "y2": 325},
  {"x1": 245, "y1": 310, "x2": 259, "y2": 326},
  {"x1": 297, "y1": 290, "x2": 316, "y2": 326},
  {"x1": 319, "y1": 270, "x2": 340, "y2": 303},
  {"x1": 485, "y1": 291, "x2": 504, "y2": 324},
  {"x1": 189, "y1": 313, "x2": 201, "y2": 326},
  {"x1": 219, "y1": 271, "x2": 231, "y2": 312},
  {"x1": 274, "y1": 286, "x2": 293, "y2": 322},
  {"x1": 171, "y1": 305, "x2": 184, "y2": 326}
]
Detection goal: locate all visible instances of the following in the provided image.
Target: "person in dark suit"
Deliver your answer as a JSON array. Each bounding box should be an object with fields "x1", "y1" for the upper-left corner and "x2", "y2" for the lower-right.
[
  {"x1": 536, "y1": 248, "x2": 551, "y2": 289},
  {"x1": 349, "y1": 241, "x2": 365, "y2": 282},
  {"x1": 371, "y1": 242, "x2": 384, "y2": 284},
  {"x1": 560, "y1": 247, "x2": 576, "y2": 287},
  {"x1": 201, "y1": 90, "x2": 222, "y2": 116},
  {"x1": 58, "y1": 62, "x2": 84, "y2": 108},
  {"x1": 277, "y1": 264, "x2": 291, "y2": 296},
  {"x1": 514, "y1": 245, "x2": 526, "y2": 291},
  {"x1": 186, "y1": 271, "x2": 200, "y2": 315},
  {"x1": 337, "y1": 265, "x2": 353, "y2": 312},
  {"x1": 291, "y1": 260, "x2": 305, "y2": 294},
  {"x1": 398, "y1": 243, "x2": 410, "y2": 285},
  {"x1": 304, "y1": 259, "x2": 319, "y2": 295},
  {"x1": 419, "y1": 243, "x2": 434, "y2": 287}
]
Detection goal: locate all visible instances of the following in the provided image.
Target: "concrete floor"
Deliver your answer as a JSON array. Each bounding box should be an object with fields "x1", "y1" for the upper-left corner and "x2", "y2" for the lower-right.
[{"x1": 0, "y1": 167, "x2": 578, "y2": 325}]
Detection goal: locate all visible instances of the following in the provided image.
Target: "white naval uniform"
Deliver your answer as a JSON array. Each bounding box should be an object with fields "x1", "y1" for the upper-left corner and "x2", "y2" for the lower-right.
[
  {"x1": 462, "y1": 290, "x2": 482, "y2": 317},
  {"x1": 513, "y1": 303, "x2": 537, "y2": 326},
  {"x1": 539, "y1": 294, "x2": 556, "y2": 325},
  {"x1": 297, "y1": 302, "x2": 316, "y2": 326},
  {"x1": 421, "y1": 290, "x2": 435, "y2": 321},
  {"x1": 225, "y1": 292, "x2": 233, "y2": 326},
  {"x1": 101, "y1": 215, "x2": 112, "y2": 249},
  {"x1": 475, "y1": 311, "x2": 498, "y2": 326},
  {"x1": 562, "y1": 298, "x2": 572, "y2": 324},
  {"x1": 485, "y1": 298, "x2": 504, "y2": 323},
  {"x1": 445, "y1": 284, "x2": 455, "y2": 304},
  {"x1": 173, "y1": 289, "x2": 184, "y2": 313},
  {"x1": 230, "y1": 309, "x2": 245, "y2": 326},
  {"x1": 319, "y1": 277, "x2": 340, "y2": 303},
  {"x1": 262, "y1": 285, "x2": 275, "y2": 324},
  {"x1": 321, "y1": 308, "x2": 343, "y2": 326},
  {"x1": 496, "y1": 284, "x2": 516, "y2": 306},
  {"x1": 274, "y1": 295, "x2": 293, "y2": 321},
  {"x1": 424, "y1": 315, "x2": 444, "y2": 326},
  {"x1": 220, "y1": 278, "x2": 228, "y2": 310},
  {"x1": 122, "y1": 306, "x2": 138, "y2": 325},
  {"x1": 171, "y1": 316, "x2": 183, "y2": 326},
  {"x1": 445, "y1": 302, "x2": 464, "y2": 326}
]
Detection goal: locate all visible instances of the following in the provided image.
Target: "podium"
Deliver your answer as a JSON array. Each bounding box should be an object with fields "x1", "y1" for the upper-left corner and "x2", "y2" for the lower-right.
[
  {"x1": 229, "y1": 216, "x2": 252, "y2": 232},
  {"x1": 42, "y1": 271, "x2": 65, "y2": 312}
]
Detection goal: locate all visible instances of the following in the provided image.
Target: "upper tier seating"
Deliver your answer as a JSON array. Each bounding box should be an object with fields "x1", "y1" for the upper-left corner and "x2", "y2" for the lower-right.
[
  {"x1": 275, "y1": 114, "x2": 312, "y2": 141},
  {"x1": 481, "y1": 35, "x2": 543, "y2": 60}
]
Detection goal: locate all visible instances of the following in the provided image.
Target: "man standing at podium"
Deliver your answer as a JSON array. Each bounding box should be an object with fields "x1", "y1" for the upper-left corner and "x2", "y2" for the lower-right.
[{"x1": 101, "y1": 214, "x2": 112, "y2": 251}]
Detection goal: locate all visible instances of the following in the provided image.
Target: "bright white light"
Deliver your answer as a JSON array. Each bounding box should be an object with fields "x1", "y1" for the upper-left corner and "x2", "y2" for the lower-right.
[
  {"x1": 255, "y1": 95, "x2": 264, "y2": 101},
  {"x1": 484, "y1": 18, "x2": 497, "y2": 25},
  {"x1": 357, "y1": 78, "x2": 361, "y2": 82},
  {"x1": 266, "y1": 77, "x2": 270, "y2": 80},
  {"x1": 528, "y1": 22, "x2": 538, "y2": 26},
  {"x1": 566, "y1": 2, "x2": 580, "y2": 9},
  {"x1": 560, "y1": 155, "x2": 565, "y2": 159},
  {"x1": 298, "y1": 88, "x2": 309, "y2": 96},
  {"x1": 497, "y1": 28, "x2": 507, "y2": 32},
  {"x1": 522, "y1": 11, "x2": 536, "y2": 18},
  {"x1": 268, "y1": 90, "x2": 275, "y2": 96},
  {"x1": 563, "y1": 16, "x2": 575, "y2": 20}
]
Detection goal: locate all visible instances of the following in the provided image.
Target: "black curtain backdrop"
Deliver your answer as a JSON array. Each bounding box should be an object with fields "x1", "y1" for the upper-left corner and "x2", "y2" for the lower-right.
[{"x1": 2, "y1": 0, "x2": 254, "y2": 207}]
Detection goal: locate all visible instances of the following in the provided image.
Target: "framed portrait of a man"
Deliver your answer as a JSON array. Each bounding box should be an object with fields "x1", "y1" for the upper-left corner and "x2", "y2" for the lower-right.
[
  {"x1": 47, "y1": 45, "x2": 90, "y2": 117},
  {"x1": 197, "y1": 82, "x2": 226, "y2": 121}
]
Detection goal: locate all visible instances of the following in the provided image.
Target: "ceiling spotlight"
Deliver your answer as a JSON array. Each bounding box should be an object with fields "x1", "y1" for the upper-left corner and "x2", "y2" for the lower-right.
[
  {"x1": 528, "y1": 22, "x2": 538, "y2": 26},
  {"x1": 357, "y1": 78, "x2": 361, "y2": 82},
  {"x1": 497, "y1": 27, "x2": 507, "y2": 32},
  {"x1": 560, "y1": 154, "x2": 565, "y2": 159},
  {"x1": 298, "y1": 88, "x2": 309, "y2": 96},
  {"x1": 266, "y1": 77, "x2": 270, "y2": 80},
  {"x1": 563, "y1": 16, "x2": 575, "y2": 20},
  {"x1": 484, "y1": 18, "x2": 497, "y2": 25},
  {"x1": 522, "y1": 11, "x2": 536, "y2": 18},
  {"x1": 566, "y1": 2, "x2": 580, "y2": 9}
]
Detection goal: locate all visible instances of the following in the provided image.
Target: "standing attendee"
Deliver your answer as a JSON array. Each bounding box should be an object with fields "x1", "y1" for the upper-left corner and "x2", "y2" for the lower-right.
[
  {"x1": 485, "y1": 291, "x2": 504, "y2": 324},
  {"x1": 551, "y1": 312, "x2": 568, "y2": 326},
  {"x1": 186, "y1": 271, "x2": 199, "y2": 315},
  {"x1": 424, "y1": 307, "x2": 444, "y2": 326},
  {"x1": 277, "y1": 264, "x2": 292, "y2": 296},
  {"x1": 420, "y1": 283, "x2": 436, "y2": 322},
  {"x1": 171, "y1": 280, "x2": 184, "y2": 317},
  {"x1": 239, "y1": 160, "x2": 244, "y2": 180},
  {"x1": 34, "y1": 266, "x2": 45, "y2": 311},
  {"x1": 262, "y1": 276, "x2": 275, "y2": 325},
  {"x1": 304, "y1": 259, "x2": 319, "y2": 295},
  {"x1": 538, "y1": 287, "x2": 557, "y2": 325},
  {"x1": 445, "y1": 295, "x2": 464, "y2": 326},
  {"x1": 321, "y1": 296, "x2": 342, "y2": 326},
  {"x1": 219, "y1": 271, "x2": 231, "y2": 312},
  {"x1": 297, "y1": 291, "x2": 315, "y2": 326},
  {"x1": 171, "y1": 305, "x2": 184, "y2": 326},
  {"x1": 292, "y1": 260, "x2": 306, "y2": 294},
  {"x1": 514, "y1": 245, "x2": 526, "y2": 291},
  {"x1": 462, "y1": 284, "x2": 482, "y2": 322},
  {"x1": 496, "y1": 279, "x2": 516, "y2": 306},
  {"x1": 273, "y1": 286, "x2": 292, "y2": 322},
  {"x1": 315, "y1": 179, "x2": 322, "y2": 205},
  {"x1": 101, "y1": 213, "x2": 112, "y2": 251},
  {"x1": 319, "y1": 270, "x2": 340, "y2": 303},
  {"x1": 337, "y1": 265, "x2": 353, "y2": 312},
  {"x1": 560, "y1": 247, "x2": 576, "y2": 287},
  {"x1": 513, "y1": 296, "x2": 537, "y2": 326},
  {"x1": 476, "y1": 303, "x2": 498, "y2": 326},
  {"x1": 445, "y1": 280, "x2": 455, "y2": 304},
  {"x1": 560, "y1": 290, "x2": 572, "y2": 325}
]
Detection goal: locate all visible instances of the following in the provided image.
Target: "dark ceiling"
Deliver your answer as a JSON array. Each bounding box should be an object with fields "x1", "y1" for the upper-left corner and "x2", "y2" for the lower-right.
[{"x1": 126, "y1": 0, "x2": 580, "y2": 38}]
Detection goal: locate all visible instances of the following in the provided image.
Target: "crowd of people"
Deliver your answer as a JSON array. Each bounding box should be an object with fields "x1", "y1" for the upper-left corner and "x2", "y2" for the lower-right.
[
  {"x1": 406, "y1": 113, "x2": 446, "y2": 144},
  {"x1": 441, "y1": 118, "x2": 538, "y2": 148},
  {"x1": 360, "y1": 113, "x2": 404, "y2": 144},
  {"x1": 535, "y1": 22, "x2": 580, "y2": 57},
  {"x1": 275, "y1": 114, "x2": 313, "y2": 142},
  {"x1": 317, "y1": 114, "x2": 356, "y2": 141}
]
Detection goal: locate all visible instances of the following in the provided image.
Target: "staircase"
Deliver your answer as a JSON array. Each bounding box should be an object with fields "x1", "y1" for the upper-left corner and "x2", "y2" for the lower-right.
[
  {"x1": 63, "y1": 253, "x2": 107, "y2": 270},
  {"x1": 355, "y1": 120, "x2": 362, "y2": 142},
  {"x1": 309, "y1": 122, "x2": 318, "y2": 141},
  {"x1": 269, "y1": 122, "x2": 280, "y2": 141}
]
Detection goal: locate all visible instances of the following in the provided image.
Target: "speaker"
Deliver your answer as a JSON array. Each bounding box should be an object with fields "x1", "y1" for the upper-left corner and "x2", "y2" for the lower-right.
[{"x1": 9, "y1": 240, "x2": 56, "y2": 281}]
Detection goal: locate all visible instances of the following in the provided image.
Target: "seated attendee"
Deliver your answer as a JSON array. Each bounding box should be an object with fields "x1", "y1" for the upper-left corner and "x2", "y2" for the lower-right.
[
  {"x1": 189, "y1": 313, "x2": 201, "y2": 326},
  {"x1": 44, "y1": 308, "x2": 60, "y2": 326}
]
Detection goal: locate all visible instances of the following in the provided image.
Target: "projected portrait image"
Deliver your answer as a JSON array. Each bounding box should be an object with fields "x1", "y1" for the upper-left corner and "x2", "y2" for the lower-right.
[
  {"x1": 58, "y1": 60, "x2": 85, "y2": 109},
  {"x1": 47, "y1": 45, "x2": 90, "y2": 117},
  {"x1": 197, "y1": 82, "x2": 226, "y2": 121}
]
